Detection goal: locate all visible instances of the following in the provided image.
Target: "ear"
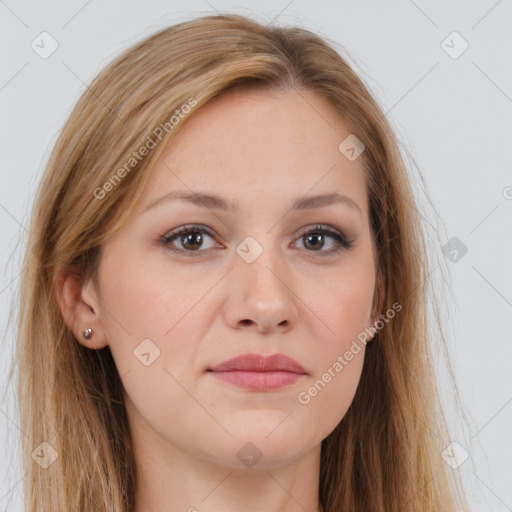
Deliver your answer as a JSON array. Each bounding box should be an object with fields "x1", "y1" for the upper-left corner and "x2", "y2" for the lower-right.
[{"x1": 55, "y1": 263, "x2": 108, "y2": 350}]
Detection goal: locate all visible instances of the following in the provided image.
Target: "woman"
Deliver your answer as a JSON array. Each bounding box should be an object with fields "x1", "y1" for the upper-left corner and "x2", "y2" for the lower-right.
[{"x1": 13, "y1": 13, "x2": 468, "y2": 512}]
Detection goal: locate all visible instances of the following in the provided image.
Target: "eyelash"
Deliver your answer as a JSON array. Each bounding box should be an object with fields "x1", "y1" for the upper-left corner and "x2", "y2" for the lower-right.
[{"x1": 159, "y1": 223, "x2": 354, "y2": 258}]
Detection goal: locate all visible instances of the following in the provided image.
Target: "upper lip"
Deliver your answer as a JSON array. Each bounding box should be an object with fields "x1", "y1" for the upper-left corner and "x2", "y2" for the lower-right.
[{"x1": 208, "y1": 353, "x2": 307, "y2": 374}]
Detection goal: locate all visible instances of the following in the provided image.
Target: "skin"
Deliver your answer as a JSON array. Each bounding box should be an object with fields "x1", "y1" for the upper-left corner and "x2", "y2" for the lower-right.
[{"x1": 59, "y1": 87, "x2": 384, "y2": 512}]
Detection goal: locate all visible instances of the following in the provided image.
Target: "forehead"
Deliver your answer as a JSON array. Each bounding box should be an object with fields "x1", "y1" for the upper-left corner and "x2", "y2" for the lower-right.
[{"x1": 137, "y1": 87, "x2": 369, "y2": 216}]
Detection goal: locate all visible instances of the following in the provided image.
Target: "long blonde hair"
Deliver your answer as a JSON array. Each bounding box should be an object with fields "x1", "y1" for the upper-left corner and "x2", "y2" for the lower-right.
[{"x1": 10, "y1": 13, "x2": 468, "y2": 511}]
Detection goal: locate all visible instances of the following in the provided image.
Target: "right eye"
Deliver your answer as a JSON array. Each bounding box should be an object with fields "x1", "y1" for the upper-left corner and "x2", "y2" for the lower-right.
[{"x1": 159, "y1": 224, "x2": 220, "y2": 256}]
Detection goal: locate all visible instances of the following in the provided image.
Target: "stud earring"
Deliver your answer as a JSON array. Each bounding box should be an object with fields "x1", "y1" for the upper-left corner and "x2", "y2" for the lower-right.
[{"x1": 82, "y1": 328, "x2": 93, "y2": 340}]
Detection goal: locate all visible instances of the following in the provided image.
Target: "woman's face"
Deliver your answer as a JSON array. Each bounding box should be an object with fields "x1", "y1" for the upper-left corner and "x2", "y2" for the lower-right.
[{"x1": 87, "y1": 87, "x2": 381, "y2": 469}]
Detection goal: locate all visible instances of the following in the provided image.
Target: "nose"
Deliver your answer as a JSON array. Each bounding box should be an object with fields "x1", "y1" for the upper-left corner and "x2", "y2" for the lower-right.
[{"x1": 223, "y1": 246, "x2": 299, "y2": 334}]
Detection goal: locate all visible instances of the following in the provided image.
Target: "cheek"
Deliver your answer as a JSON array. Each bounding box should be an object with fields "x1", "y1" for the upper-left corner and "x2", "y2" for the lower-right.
[
  {"x1": 95, "y1": 254, "x2": 181, "y2": 374},
  {"x1": 296, "y1": 285, "x2": 370, "y2": 438},
  {"x1": 296, "y1": 347, "x2": 365, "y2": 442},
  {"x1": 311, "y1": 260, "x2": 376, "y2": 350},
  {"x1": 97, "y1": 252, "x2": 219, "y2": 396},
  {"x1": 98, "y1": 256, "x2": 206, "y2": 440},
  {"x1": 295, "y1": 262, "x2": 374, "y2": 431},
  {"x1": 98, "y1": 251, "x2": 204, "y2": 338}
]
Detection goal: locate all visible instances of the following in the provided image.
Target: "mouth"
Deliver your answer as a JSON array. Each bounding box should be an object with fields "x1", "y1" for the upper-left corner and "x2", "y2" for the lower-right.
[{"x1": 207, "y1": 352, "x2": 307, "y2": 391}]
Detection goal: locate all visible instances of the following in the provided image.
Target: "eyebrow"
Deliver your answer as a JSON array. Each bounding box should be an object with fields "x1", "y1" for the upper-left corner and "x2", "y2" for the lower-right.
[{"x1": 142, "y1": 190, "x2": 362, "y2": 216}]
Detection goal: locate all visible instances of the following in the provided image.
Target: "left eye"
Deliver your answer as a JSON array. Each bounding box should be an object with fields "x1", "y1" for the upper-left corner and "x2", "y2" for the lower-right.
[
  {"x1": 159, "y1": 224, "x2": 353, "y2": 257},
  {"x1": 295, "y1": 225, "x2": 353, "y2": 254}
]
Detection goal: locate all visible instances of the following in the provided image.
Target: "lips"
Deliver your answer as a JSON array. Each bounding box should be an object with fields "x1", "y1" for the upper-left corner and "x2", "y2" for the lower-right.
[
  {"x1": 208, "y1": 353, "x2": 307, "y2": 374},
  {"x1": 207, "y1": 353, "x2": 307, "y2": 391}
]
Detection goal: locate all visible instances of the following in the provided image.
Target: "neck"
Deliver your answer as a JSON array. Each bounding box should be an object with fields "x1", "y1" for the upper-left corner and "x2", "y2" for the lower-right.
[{"x1": 131, "y1": 434, "x2": 323, "y2": 512}]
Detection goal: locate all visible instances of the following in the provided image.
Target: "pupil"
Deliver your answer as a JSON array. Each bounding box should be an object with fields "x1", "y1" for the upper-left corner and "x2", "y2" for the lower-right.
[
  {"x1": 183, "y1": 232, "x2": 202, "y2": 249},
  {"x1": 306, "y1": 234, "x2": 323, "y2": 250}
]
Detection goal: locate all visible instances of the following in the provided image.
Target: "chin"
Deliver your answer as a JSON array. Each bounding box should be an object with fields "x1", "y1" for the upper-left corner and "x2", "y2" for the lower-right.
[{"x1": 203, "y1": 428, "x2": 315, "y2": 470}]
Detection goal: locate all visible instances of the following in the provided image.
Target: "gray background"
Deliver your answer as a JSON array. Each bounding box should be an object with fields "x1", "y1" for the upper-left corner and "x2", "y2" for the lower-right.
[{"x1": 1, "y1": 1, "x2": 511, "y2": 510}]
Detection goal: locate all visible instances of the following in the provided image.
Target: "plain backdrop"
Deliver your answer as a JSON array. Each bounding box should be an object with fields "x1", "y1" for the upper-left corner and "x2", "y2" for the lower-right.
[{"x1": 1, "y1": 1, "x2": 511, "y2": 510}]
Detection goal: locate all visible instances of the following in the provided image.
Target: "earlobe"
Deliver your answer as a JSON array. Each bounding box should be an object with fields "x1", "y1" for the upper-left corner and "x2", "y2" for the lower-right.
[{"x1": 55, "y1": 263, "x2": 108, "y2": 349}]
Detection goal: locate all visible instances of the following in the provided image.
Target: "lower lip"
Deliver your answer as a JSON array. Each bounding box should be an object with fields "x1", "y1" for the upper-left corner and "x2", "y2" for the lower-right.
[{"x1": 209, "y1": 370, "x2": 304, "y2": 391}]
